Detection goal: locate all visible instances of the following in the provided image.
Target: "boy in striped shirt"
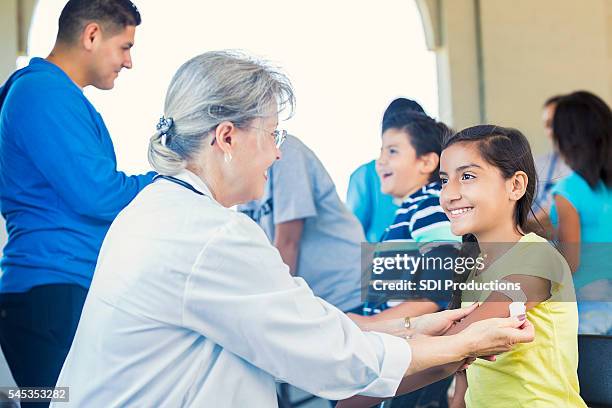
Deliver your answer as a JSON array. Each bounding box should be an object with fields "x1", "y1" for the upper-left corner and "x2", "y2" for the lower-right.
[{"x1": 349, "y1": 112, "x2": 460, "y2": 408}]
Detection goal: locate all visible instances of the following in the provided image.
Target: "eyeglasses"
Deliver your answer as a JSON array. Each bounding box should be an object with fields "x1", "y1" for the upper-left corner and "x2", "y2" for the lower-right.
[
  {"x1": 209, "y1": 126, "x2": 287, "y2": 148},
  {"x1": 272, "y1": 129, "x2": 287, "y2": 148},
  {"x1": 246, "y1": 127, "x2": 287, "y2": 148}
]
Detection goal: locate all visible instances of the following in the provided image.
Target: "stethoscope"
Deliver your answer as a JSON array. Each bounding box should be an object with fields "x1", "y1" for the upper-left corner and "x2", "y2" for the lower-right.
[{"x1": 153, "y1": 174, "x2": 206, "y2": 196}]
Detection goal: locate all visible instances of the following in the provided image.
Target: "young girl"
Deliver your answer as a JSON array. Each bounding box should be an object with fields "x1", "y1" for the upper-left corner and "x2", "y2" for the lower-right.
[
  {"x1": 549, "y1": 91, "x2": 612, "y2": 335},
  {"x1": 438, "y1": 125, "x2": 586, "y2": 407}
]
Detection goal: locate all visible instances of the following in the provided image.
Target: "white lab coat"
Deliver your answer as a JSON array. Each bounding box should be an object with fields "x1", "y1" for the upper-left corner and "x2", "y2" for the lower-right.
[{"x1": 53, "y1": 170, "x2": 411, "y2": 407}]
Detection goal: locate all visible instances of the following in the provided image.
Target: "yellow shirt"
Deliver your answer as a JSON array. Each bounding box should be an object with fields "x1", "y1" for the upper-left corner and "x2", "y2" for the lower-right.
[{"x1": 461, "y1": 233, "x2": 586, "y2": 408}]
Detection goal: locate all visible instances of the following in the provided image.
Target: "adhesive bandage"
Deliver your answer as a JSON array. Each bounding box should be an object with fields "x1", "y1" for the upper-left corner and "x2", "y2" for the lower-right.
[{"x1": 495, "y1": 279, "x2": 527, "y2": 317}]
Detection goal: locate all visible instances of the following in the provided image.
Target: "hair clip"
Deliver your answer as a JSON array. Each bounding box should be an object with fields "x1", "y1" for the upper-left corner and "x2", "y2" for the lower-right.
[
  {"x1": 156, "y1": 116, "x2": 174, "y2": 146},
  {"x1": 156, "y1": 116, "x2": 174, "y2": 134}
]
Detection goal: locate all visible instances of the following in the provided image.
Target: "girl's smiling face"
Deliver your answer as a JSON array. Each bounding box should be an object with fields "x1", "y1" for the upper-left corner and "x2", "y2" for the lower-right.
[{"x1": 439, "y1": 142, "x2": 526, "y2": 241}]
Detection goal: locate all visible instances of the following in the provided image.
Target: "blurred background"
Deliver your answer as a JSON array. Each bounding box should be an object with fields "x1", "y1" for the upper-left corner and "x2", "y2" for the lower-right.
[{"x1": 1, "y1": 0, "x2": 612, "y2": 393}]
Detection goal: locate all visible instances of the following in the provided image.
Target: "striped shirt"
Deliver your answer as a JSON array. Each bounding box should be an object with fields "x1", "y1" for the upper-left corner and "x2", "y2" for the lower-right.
[
  {"x1": 381, "y1": 181, "x2": 457, "y2": 243},
  {"x1": 362, "y1": 182, "x2": 459, "y2": 315}
]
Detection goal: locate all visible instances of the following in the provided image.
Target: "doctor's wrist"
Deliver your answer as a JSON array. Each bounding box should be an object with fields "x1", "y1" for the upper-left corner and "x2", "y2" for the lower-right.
[
  {"x1": 454, "y1": 331, "x2": 480, "y2": 360},
  {"x1": 376, "y1": 318, "x2": 413, "y2": 338}
]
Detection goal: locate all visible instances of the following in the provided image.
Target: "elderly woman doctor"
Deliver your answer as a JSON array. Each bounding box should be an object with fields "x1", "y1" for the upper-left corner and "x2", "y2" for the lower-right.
[{"x1": 53, "y1": 51, "x2": 533, "y2": 407}]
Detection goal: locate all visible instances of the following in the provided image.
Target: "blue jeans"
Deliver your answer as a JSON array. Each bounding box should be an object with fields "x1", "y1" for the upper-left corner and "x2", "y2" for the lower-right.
[{"x1": 0, "y1": 284, "x2": 87, "y2": 408}]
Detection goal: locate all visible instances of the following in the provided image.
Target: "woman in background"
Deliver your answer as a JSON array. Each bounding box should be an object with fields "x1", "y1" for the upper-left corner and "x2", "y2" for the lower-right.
[{"x1": 550, "y1": 90, "x2": 612, "y2": 335}]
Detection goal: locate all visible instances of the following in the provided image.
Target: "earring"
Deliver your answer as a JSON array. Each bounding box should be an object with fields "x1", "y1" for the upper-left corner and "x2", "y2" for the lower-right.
[{"x1": 224, "y1": 152, "x2": 232, "y2": 163}]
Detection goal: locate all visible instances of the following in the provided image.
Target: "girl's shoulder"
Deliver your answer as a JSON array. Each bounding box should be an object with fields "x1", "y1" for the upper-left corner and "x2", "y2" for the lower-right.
[
  {"x1": 515, "y1": 233, "x2": 566, "y2": 268},
  {"x1": 518, "y1": 232, "x2": 548, "y2": 244},
  {"x1": 492, "y1": 233, "x2": 571, "y2": 289}
]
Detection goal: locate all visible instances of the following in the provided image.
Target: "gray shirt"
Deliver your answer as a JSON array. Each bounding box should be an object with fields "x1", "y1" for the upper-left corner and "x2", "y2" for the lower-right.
[{"x1": 238, "y1": 135, "x2": 364, "y2": 312}]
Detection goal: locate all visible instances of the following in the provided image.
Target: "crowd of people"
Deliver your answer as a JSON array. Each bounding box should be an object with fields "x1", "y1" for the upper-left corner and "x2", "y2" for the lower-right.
[{"x1": 0, "y1": 1, "x2": 610, "y2": 407}]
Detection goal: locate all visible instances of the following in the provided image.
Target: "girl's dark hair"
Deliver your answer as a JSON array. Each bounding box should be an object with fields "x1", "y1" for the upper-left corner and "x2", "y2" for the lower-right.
[
  {"x1": 444, "y1": 125, "x2": 538, "y2": 308},
  {"x1": 552, "y1": 90, "x2": 612, "y2": 189},
  {"x1": 382, "y1": 112, "x2": 451, "y2": 182}
]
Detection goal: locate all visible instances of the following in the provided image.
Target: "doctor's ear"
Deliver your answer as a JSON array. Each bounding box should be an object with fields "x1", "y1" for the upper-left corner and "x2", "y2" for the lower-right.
[{"x1": 211, "y1": 121, "x2": 235, "y2": 152}]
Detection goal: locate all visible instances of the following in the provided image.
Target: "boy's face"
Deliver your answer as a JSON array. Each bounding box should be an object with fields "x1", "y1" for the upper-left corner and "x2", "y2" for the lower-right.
[
  {"x1": 89, "y1": 25, "x2": 136, "y2": 90},
  {"x1": 376, "y1": 128, "x2": 423, "y2": 199}
]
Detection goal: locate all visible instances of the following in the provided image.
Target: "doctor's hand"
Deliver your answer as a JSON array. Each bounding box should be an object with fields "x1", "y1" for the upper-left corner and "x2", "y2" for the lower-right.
[
  {"x1": 410, "y1": 303, "x2": 479, "y2": 336},
  {"x1": 458, "y1": 316, "x2": 535, "y2": 358},
  {"x1": 348, "y1": 303, "x2": 479, "y2": 339},
  {"x1": 348, "y1": 314, "x2": 413, "y2": 338}
]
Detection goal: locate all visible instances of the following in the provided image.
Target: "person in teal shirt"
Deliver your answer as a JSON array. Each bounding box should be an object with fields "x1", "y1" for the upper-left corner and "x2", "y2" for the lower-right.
[
  {"x1": 346, "y1": 160, "x2": 397, "y2": 242},
  {"x1": 549, "y1": 90, "x2": 612, "y2": 335},
  {"x1": 346, "y1": 98, "x2": 425, "y2": 242}
]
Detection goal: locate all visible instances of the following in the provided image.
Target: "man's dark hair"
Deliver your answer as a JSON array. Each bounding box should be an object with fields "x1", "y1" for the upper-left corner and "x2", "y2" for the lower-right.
[{"x1": 57, "y1": 0, "x2": 141, "y2": 43}]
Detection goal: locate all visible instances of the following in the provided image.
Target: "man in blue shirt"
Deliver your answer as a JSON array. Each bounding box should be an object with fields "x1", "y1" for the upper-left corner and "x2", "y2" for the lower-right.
[{"x1": 0, "y1": 0, "x2": 153, "y2": 398}]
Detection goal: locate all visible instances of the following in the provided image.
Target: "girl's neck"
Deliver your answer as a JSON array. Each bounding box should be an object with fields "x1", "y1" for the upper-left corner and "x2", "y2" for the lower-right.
[
  {"x1": 476, "y1": 227, "x2": 523, "y2": 244},
  {"x1": 474, "y1": 221, "x2": 524, "y2": 267},
  {"x1": 474, "y1": 222, "x2": 524, "y2": 272}
]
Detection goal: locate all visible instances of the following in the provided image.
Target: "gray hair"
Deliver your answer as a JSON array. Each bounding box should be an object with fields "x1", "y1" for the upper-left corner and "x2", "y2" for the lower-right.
[{"x1": 148, "y1": 50, "x2": 295, "y2": 175}]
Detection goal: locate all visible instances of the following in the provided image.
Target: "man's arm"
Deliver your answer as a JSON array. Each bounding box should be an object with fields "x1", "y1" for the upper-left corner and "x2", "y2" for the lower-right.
[
  {"x1": 10, "y1": 82, "x2": 154, "y2": 221},
  {"x1": 269, "y1": 139, "x2": 316, "y2": 266},
  {"x1": 274, "y1": 219, "x2": 304, "y2": 276}
]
